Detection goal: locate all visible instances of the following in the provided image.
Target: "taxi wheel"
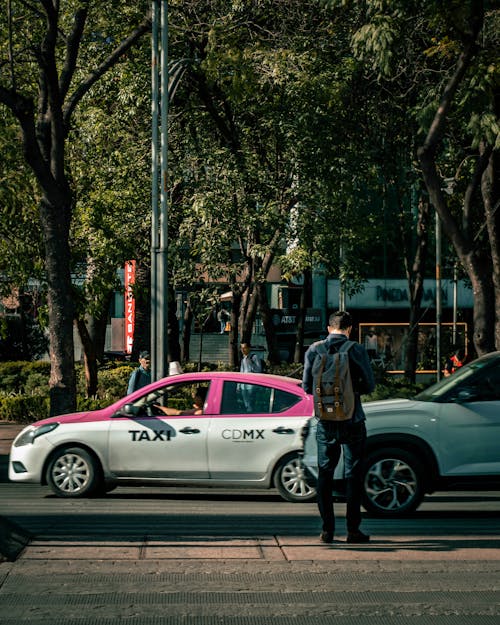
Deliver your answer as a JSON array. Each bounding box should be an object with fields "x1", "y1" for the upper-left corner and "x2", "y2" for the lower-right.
[
  {"x1": 362, "y1": 447, "x2": 425, "y2": 516},
  {"x1": 46, "y1": 446, "x2": 102, "y2": 498},
  {"x1": 274, "y1": 453, "x2": 317, "y2": 503}
]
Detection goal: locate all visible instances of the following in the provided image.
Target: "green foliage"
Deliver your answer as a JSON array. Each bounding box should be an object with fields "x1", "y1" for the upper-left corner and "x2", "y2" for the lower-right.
[
  {"x1": 364, "y1": 378, "x2": 426, "y2": 402},
  {"x1": 0, "y1": 361, "x2": 51, "y2": 394},
  {"x1": 0, "y1": 361, "x2": 131, "y2": 423},
  {"x1": 75, "y1": 363, "x2": 134, "y2": 402},
  {"x1": 0, "y1": 395, "x2": 49, "y2": 424}
]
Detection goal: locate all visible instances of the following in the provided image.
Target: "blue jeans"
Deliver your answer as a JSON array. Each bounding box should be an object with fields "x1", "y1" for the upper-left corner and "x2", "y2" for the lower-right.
[{"x1": 316, "y1": 419, "x2": 366, "y2": 534}]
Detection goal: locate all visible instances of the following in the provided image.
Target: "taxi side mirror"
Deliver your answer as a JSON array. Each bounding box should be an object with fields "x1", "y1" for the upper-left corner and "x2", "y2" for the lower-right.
[{"x1": 114, "y1": 403, "x2": 142, "y2": 417}]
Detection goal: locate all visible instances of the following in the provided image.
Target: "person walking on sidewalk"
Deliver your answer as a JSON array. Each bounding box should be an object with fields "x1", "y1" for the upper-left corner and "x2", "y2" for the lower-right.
[{"x1": 302, "y1": 310, "x2": 375, "y2": 545}]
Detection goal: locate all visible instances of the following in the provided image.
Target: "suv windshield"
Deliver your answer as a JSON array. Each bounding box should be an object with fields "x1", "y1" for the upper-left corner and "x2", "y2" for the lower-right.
[{"x1": 414, "y1": 354, "x2": 498, "y2": 402}]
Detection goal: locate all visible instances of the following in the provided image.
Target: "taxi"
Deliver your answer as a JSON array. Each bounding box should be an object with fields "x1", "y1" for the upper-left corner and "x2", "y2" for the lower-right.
[{"x1": 9, "y1": 372, "x2": 316, "y2": 502}]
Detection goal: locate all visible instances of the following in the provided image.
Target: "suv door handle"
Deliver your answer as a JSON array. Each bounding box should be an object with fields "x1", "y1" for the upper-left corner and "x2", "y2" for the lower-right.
[
  {"x1": 179, "y1": 427, "x2": 200, "y2": 434},
  {"x1": 273, "y1": 426, "x2": 294, "y2": 434}
]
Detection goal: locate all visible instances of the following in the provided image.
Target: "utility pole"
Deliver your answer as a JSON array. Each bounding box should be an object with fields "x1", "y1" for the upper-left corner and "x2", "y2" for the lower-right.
[
  {"x1": 151, "y1": 0, "x2": 169, "y2": 381},
  {"x1": 435, "y1": 212, "x2": 442, "y2": 381}
]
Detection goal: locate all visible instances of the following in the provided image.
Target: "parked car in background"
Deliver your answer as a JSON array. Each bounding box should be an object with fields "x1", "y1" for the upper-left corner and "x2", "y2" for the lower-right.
[
  {"x1": 303, "y1": 351, "x2": 500, "y2": 516},
  {"x1": 9, "y1": 372, "x2": 316, "y2": 503}
]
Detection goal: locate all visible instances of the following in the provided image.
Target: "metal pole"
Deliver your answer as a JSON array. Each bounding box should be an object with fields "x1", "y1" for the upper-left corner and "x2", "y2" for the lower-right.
[
  {"x1": 339, "y1": 241, "x2": 345, "y2": 310},
  {"x1": 436, "y1": 212, "x2": 442, "y2": 381},
  {"x1": 452, "y1": 261, "x2": 458, "y2": 345},
  {"x1": 151, "y1": 0, "x2": 160, "y2": 380},
  {"x1": 157, "y1": 0, "x2": 169, "y2": 380}
]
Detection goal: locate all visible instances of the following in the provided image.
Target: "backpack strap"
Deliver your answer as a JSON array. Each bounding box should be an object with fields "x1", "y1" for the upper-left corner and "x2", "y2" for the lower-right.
[
  {"x1": 338, "y1": 340, "x2": 355, "y2": 354},
  {"x1": 314, "y1": 341, "x2": 328, "y2": 408}
]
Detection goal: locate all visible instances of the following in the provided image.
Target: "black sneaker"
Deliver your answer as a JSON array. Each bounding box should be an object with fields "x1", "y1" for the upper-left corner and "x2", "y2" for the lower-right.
[
  {"x1": 319, "y1": 531, "x2": 334, "y2": 544},
  {"x1": 346, "y1": 530, "x2": 370, "y2": 544}
]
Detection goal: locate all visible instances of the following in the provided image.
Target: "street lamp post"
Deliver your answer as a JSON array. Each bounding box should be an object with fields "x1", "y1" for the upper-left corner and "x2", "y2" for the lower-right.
[
  {"x1": 151, "y1": 0, "x2": 169, "y2": 381},
  {"x1": 435, "y1": 211, "x2": 442, "y2": 381}
]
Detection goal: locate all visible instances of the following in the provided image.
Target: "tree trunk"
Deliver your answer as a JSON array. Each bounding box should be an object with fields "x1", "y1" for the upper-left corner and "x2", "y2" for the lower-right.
[
  {"x1": 403, "y1": 196, "x2": 430, "y2": 383},
  {"x1": 482, "y1": 140, "x2": 500, "y2": 350},
  {"x1": 75, "y1": 317, "x2": 98, "y2": 398},
  {"x1": 467, "y1": 255, "x2": 496, "y2": 354},
  {"x1": 256, "y1": 282, "x2": 280, "y2": 364},
  {"x1": 181, "y1": 298, "x2": 193, "y2": 362},
  {"x1": 87, "y1": 298, "x2": 112, "y2": 364},
  {"x1": 40, "y1": 197, "x2": 77, "y2": 415},
  {"x1": 229, "y1": 288, "x2": 242, "y2": 369},
  {"x1": 293, "y1": 269, "x2": 311, "y2": 364},
  {"x1": 168, "y1": 283, "x2": 182, "y2": 363},
  {"x1": 239, "y1": 285, "x2": 259, "y2": 345}
]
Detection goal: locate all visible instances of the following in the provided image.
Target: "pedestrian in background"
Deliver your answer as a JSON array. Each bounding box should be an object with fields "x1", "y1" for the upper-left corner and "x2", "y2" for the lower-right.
[
  {"x1": 444, "y1": 347, "x2": 466, "y2": 377},
  {"x1": 217, "y1": 308, "x2": 229, "y2": 334},
  {"x1": 302, "y1": 311, "x2": 375, "y2": 545},
  {"x1": 127, "y1": 350, "x2": 151, "y2": 394},
  {"x1": 238, "y1": 342, "x2": 263, "y2": 411}
]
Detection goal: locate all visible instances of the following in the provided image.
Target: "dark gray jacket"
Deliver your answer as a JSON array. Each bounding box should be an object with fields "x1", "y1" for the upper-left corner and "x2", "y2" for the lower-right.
[
  {"x1": 302, "y1": 333, "x2": 375, "y2": 423},
  {"x1": 127, "y1": 366, "x2": 151, "y2": 395}
]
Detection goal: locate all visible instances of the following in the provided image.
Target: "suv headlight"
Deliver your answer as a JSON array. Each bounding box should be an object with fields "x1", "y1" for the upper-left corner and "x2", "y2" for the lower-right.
[{"x1": 14, "y1": 423, "x2": 59, "y2": 447}]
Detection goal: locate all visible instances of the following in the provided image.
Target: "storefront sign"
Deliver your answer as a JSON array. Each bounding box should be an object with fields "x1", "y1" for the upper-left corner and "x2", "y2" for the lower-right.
[
  {"x1": 124, "y1": 260, "x2": 136, "y2": 354},
  {"x1": 271, "y1": 309, "x2": 323, "y2": 333}
]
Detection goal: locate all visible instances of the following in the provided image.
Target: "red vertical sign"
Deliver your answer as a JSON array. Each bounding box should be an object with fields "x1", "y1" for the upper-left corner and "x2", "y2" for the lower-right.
[{"x1": 124, "y1": 260, "x2": 136, "y2": 354}]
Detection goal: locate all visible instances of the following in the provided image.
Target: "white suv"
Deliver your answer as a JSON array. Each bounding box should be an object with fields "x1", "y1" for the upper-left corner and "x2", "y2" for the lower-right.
[{"x1": 302, "y1": 351, "x2": 500, "y2": 516}]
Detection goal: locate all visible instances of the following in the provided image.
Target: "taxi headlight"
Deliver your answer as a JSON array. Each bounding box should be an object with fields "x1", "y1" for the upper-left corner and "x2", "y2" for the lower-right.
[{"x1": 14, "y1": 423, "x2": 59, "y2": 447}]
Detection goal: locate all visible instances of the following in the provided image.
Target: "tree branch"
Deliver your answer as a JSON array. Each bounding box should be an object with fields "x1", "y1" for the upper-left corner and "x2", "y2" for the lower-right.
[
  {"x1": 59, "y1": 7, "x2": 89, "y2": 101},
  {"x1": 0, "y1": 86, "x2": 56, "y2": 197},
  {"x1": 62, "y1": 10, "x2": 152, "y2": 126}
]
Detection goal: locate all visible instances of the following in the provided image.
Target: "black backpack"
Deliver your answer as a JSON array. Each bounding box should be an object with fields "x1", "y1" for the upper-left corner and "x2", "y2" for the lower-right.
[{"x1": 311, "y1": 340, "x2": 355, "y2": 421}]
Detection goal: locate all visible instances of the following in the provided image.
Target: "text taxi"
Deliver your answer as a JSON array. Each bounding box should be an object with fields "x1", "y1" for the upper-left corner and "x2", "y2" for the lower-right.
[{"x1": 9, "y1": 372, "x2": 316, "y2": 503}]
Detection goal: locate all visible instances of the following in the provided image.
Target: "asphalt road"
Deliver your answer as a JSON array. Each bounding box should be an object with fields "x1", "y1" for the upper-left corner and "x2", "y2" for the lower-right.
[
  {"x1": 1, "y1": 422, "x2": 500, "y2": 623},
  {"x1": 1, "y1": 481, "x2": 500, "y2": 624}
]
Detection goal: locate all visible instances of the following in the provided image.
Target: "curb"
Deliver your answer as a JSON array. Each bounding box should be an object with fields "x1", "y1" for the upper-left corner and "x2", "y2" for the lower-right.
[{"x1": 0, "y1": 516, "x2": 32, "y2": 562}]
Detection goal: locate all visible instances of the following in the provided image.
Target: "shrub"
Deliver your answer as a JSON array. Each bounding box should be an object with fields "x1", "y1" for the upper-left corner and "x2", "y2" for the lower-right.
[
  {"x1": 97, "y1": 366, "x2": 135, "y2": 402},
  {"x1": 0, "y1": 361, "x2": 51, "y2": 394},
  {"x1": 0, "y1": 394, "x2": 49, "y2": 424}
]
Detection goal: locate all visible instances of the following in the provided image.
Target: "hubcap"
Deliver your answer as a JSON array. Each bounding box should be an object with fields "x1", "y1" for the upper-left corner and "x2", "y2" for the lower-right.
[
  {"x1": 52, "y1": 453, "x2": 91, "y2": 493},
  {"x1": 365, "y1": 458, "x2": 417, "y2": 512},
  {"x1": 281, "y1": 458, "x2": 315, "y2": 499}
]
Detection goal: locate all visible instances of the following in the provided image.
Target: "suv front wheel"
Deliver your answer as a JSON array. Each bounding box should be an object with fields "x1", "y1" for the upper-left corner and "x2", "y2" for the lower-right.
[{"x1": 362, "y1": 447, "x2": 425, "y2": 516}]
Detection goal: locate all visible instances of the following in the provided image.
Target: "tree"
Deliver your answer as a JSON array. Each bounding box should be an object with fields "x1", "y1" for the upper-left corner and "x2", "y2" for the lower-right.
[
  {"x1": 167, "y1": 1, "x2": 384, "y2": 366},
  {"x1": 417, "y1": 2, "x2": 499, "y2": 354},
  {"x1": 0, "y1": 2, "x2": 152, "y2": 414},
  {"x1": 337, "y1": 0, "x2": 499, "y2": 355}
]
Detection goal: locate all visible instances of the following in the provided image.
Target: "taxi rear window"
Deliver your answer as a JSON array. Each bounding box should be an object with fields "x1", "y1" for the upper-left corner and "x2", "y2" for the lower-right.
[{"x1": 220, "y1": 381, "x2": 300, "y2": 414}]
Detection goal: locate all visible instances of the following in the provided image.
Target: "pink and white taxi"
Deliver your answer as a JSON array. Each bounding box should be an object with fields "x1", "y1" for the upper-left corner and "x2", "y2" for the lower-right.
[{"x1": 9, "y1": 372, "x2": 316, "y2": 502}]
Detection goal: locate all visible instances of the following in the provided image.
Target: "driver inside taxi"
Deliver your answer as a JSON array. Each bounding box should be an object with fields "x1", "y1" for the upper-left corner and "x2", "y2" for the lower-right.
[{"x1": 154, "y1": 386, "x2": 207, "y2": 416}]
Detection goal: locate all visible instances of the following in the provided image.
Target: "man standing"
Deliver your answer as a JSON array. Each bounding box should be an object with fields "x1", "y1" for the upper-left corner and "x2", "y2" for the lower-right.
[
  {"x1": 239, "y1": 343, "x2": 262, "y2": 411},
  {"x1": 127, "y1": 350, "x2": 151, "y2": 395},
  {"x1": 302, "y1": 311, "x2": 375, "y2": 544}
]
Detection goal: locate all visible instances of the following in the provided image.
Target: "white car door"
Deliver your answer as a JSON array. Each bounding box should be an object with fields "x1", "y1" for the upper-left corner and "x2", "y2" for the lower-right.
[
  {"x1": 107, "y1": 382, "x2": 210, "y2": 479},
  {"x1": 208, "y1": 380, "x2": 304, "y2": 481}
]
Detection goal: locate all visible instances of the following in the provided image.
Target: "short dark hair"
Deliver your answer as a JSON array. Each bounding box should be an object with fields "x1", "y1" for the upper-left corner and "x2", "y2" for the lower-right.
[
  {"x1": 328, "y1": 310, "x2": 353, "y2": 330},
  {"x1": 139, "y1": 350, "x2": 150, "y2": 359}
]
